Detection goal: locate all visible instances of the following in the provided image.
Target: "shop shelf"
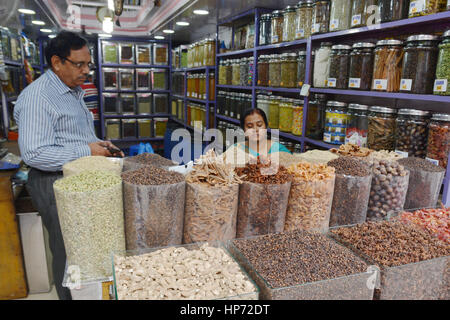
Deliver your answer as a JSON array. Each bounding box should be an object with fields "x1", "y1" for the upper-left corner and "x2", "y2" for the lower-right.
[
  {"x1": 100, "y1": 64, "x2": 170, "y2": 69},
  {"x1": 256, "y1": 39, "x2": 307, "y2": 51},
  {"x1": 217, "y1": 49, "x2": 255, "y2": 58},
  {"x1": 216, "y1": 114, "x2": 241, "y2": 125},
  {"x1": 216, "y1": 84, "x2": 252, "y2": 90},
  {"x1": 304, "y1": 137, "x2": 336, "y2": 149},
  {"x1": 255, "y1": 86, "x2": 301, "y2": 93},
  {"x1": 271, "y1": 130, "x2": 303, "y2": 143},
  {"x1": 170, "y1": 118, "x2": 187, "y2": 127},
  {"x1": 3, "y1": 60, "x2": 22, "y2": 67},
  {"x1": 103, "y1": 114, "x2": 171, "y2": 119},
  {"x1": 172, "y1": 66, "x2": 216, "y2": 72}
]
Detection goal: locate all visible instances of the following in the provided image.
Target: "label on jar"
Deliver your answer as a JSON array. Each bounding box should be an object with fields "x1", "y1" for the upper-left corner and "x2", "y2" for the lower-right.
[
  {"x1": 395, "y1": 150, "x2": 409, "y2": 158},
  {"x1": 327, "y1": 78, "x2": 337, "y2": 87},
  {"x1": 332, "y1": 133, "x2": 346, "y2": 145},
  {"x1": 351, "y1": 15, "x2": 362, "y2": 27},
  {"x1": 409, "y1": 0, "x2": 425, "y2": 15},
  {"x1": 326, "y1": 124, "x2": 346, "y2": 134},
  {"x1": 434, "y1": 79, "x2": 448, "y2": 92},
  {"x1": 311, "y1": 24, "x2": 320, "y2": 34},
  {"x1": 426, "y1": 157, "x2": 440, "y2": 166},
  {"x1": 349, "y1": 78, "x2": 361, "y2": 88},
  {"x1": 323, "y1": 132, "x2": 332, "y2": 143},
  {"x1": 296, "y1": 29, "x2": 305, "y2": 38},
  {"x1": 330, "y1": 19, "x2": 339, "y2": 31},
  {"x1": 400, "y1": 79, "x2": 413, "y2": 91},
  {"x1": 272, "y1": 35, "x2": 279, "y2": 43},
  {"x1": 373, "y1": 79, "x2": 388, "y2": 90},
  {"x1": 326, "y1": 112, "x2": 347, "y2": 125},
  {"x1": 346, "y1": 128, "x2": 368, "y2": 147}
]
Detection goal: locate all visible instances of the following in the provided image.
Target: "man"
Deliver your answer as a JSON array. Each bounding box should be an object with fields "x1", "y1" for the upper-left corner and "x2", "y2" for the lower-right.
[{"x1": 14, "y1": 31, "x2": 123, "y2": 300}]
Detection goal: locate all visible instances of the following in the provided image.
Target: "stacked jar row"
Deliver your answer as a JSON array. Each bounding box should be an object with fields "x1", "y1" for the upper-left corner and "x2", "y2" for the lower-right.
[
  {"x1": 313, "y1": 31, "x2": 450, "y2": 95},
  {"x1": 187, "y1": 38, "x2": 216, "y2": 68},
  {"x1": 259, "y1": 1, "x2": 448, "y2": 46},
  {"x1": 186, "y1": 73, "x2": 216, "y2": 100},
  {"x1": 218, "y1": 57, "x2": 255, "y2": 86},
  {"x1": 105, "y1": 118, "x2": 167, "y2": 140},
  {"x1": 216, "y1": 91, "x2": 253, "y2": 121},
  {"x1": 187, "y1": 103, "x2": 214, "y2": 130}
]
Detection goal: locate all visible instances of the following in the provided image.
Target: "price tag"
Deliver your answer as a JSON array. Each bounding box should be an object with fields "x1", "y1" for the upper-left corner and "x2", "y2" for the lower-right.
[
  {"x1": 300, "y1": 84, "x2": 310, "y2": 97},
  {"x1": 349, "y1": 78, "x2": 361, "y2": 88},
  {"x1": 327, "y1": 78, "x2": 337, "y2": 87},
  {"x1": 373, "y1": 79, "x2": 388, "y2": 90},
  {"x1": 330, "y1": 19, "x2": 339, "y2": 31},
  {"x1": 323, "y1": 132, "x2": 332, "y2": 143},
  {"x1": 351, "y1": 14, "x2": 362, "y2": 27},
  {"x1": 409, "y1": 0, "x2": 425, "y2": 15},
  {"x1": 400, "y1": 79, "x2": 413, "y2": 91},
  {"x1": 434, "y1": 79, "x2": 448, "y2": 92},
  {"x1": 395, "y1": 150, "x2": 409, "y2": 158},
  {"x1": 295, "y1": 29, "x2": 305, "y2": 39},
  {"x1": 426, "y1": 157, "x2": 440, "y2": 166},
  {"x1": 311, "y1": 24, "x2": 320, "y2": 34},
  {"x1": 271, "y1": 35, "x2": 279, "y2": 43}
]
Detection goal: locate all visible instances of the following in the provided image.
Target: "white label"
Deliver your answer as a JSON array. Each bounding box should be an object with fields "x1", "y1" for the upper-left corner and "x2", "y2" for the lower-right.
[
  {"x1": 272, "y1": 35, "x2": 279, "y2": 43},
  {"x1": 351, "y1": 14, "x2": 362, "y2": 27},
  {"x1": 300, "y1": 84, "x2": 310, "y2": 96},
  {"x1": 349, "y1": 78, "x2": 361, "y2": 89},
  {"x1": 409, "y1": 0, "x2": 425, "y2": 15},
  {"x1": 327, "y1": 78, "x2": 337, "y2": 87},
  {"x1": 434, "y1": 79, "x2": 448, "y2": 92},
  {"x1": 400, "y1": 79, "x2": 413, "y2": 91},
  {"x1": 373, "y1": 79, "x2": 388, "y2": 90},
  {"x1": 330, "y1": 19, "x2": 339, "y2": 31},
  {"x1": 323, "y1": 133, "x2": 331, "y2": 143},
  {"x1": 395, "y1": 150, "x2": 409, "y2": 158},
  {"x1": 426, "y1": 157, "x2": 440, "y2": 166},
  {"x1": 311, "y1": 24, "x2": 320, "y2": 34},
  {"x1": 296, "y1": 29, "x2": 305, "y2": 38}
]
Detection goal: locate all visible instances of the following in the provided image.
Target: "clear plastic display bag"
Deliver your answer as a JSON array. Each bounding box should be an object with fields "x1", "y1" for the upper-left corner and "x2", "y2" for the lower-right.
[
  {"x1": 183, "y1": 183, "x2": 239, "y2": 244},
  {"x1": 284, "y1": 177, "x2": 335, "y2": 233},
  {"x1": 236, "y1": 181, "x2": 291, "y2": 238},
  {"x1": 403, "y1": 167, "x2": 445, "y2": 210},
  {"x1": 123, "y1": 181, "x2": 185, "y2": 251},
  {"x1": 329, "y1": 173, "x2": 372, "y2": 227}
]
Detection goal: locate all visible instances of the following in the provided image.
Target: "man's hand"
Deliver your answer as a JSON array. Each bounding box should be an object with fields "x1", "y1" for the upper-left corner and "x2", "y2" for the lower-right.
[
  {"x1": 89, "y1": 141, "x2": 112, "y2": 156},
  {"x1": 97, "y1": 141, "x2": 125, "y2": 158}
]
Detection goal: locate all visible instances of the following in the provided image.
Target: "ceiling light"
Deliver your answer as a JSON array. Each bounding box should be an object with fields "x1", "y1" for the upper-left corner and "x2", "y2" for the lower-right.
[
  {"x1": 193, "y1": 10, "x2": 209, "y2": 15},
  {"x1": 103, "y1": 17, "x2": 114, "y2": 33},
  {"x1": 40, "y1": 29, "x2": 52, "y2": 33},
  {"x1": 176, "y1": 21, "x2": 190, "y2": 26},
  {"x1": 48, "y1": 34, "x2": 56, "y2": 38},
  {"x1": 18, "y1": 8, "x2": 36, "y2": 15},
  {"x1": 154, "y1": 36, "x2": 164, "y2": 40},
  {"x1": 163, "y1": 29, "x2": 174, "y2": 34},
  {"x1": 99, "y1": 34, "x2": 113, "y2": 38},
  {"x1": 107, "y1": 0, "x2": 115, "y2": 11},
  {"x1": 32, "y1": 20, "x2": 45, "y2": 25}
]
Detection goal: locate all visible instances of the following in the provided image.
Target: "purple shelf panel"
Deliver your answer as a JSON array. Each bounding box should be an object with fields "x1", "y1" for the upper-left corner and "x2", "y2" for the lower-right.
[
  {"x1": 100, "y1": 64, "x2": 170, "y2": 69},
  {"x1": 216, "y1": 114, "x2": 241, "y2": 125},
  {"x1": 310, "y1": 88, "x2": 450, "y2": 102},
  {"x1": 218, "y1": 8, "x2": 259, "y2": 26},
  {"x1": 216, "y1": 84, "x2": 253, "y2": 90},
  {"x1": 170, "y1": 118, "x2": 186, "y2": 127},
  {"x1": 173, "y1": 66, "x2": 216, "y2": 72},
  {"x1": 269, "y1": 129, "x2": 303, "y2": 143},
  {"x1": 103, "y1": 90, "x2": 170, "y2": 94},
  {"x1": 104, "y1": 114, "x2": 171, "y2": 119},
  {"x1": 217, "y1": 48, "x2": 256, "y2": 58},
  {"x1": 255, "y1": 86, "x2": 301, "y2": 93},
  {"x1": 172, "y1": 95, "x2": 216, "y2": 104},
  {"x1": 257, "y1": 39, "x2": 307, "y2": 51},
  {"x1": 304, "y1": 137, "x2": 335, "y2": 149},
  {"x1": 4, "y1": 60, "x2": 22, "y2": 67}
]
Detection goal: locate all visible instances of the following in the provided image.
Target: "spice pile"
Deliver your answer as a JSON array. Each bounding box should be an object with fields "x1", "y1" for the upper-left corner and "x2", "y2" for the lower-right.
[
  {"x1": 123, "y1": 153, "x2": 176, "y2": 172},
  {"x1": 328, "y1": 157, "x2": 371, "y2": 177},
  {"x1": 62, "y1": 156, "x2": 122, "y2": 177},
  {"x1": 366, "y1": 150, "x2": 402, "y2": 162},
  {"x1": 122, "y1": 165, "x2": 184, "y2": 185},
  {"x1": 54, "y1": 170, "x2": 122, "y2": 192},
  {"x1": 293, "y1": 150, "x2": 339, "y2": 164},
  {"x1": 235, "y1": 159, "x2": 292, "y2": 184},
  {"x1": 400, "y1": 207, "x2": 450, "y2": 244},
  {"x1": 330, "y1": 143, "x2": 372, "y2": 157},
  {"x1": 114, "y1": 244, "x2": 257, "y2": 300},
  {"x1": 398, "y1": 157, "x2": 445, "y2": 173}
]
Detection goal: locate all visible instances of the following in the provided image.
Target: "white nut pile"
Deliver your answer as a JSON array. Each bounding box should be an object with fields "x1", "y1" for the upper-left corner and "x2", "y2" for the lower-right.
[
  {"x1": 63, "y1": 156, "x2": 122, "y2": 177},
  {"x1": 114, "y1": 244, "x2": 257, "y2": 300}
]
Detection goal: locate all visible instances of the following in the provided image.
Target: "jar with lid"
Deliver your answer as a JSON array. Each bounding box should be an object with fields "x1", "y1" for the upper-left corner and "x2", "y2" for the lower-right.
[
  {"x1": 232, "y1": 59, "x2": 241, "y2": 86},
  {"x1": 258, "y1": 55, "x2": 270, "y2": 86},
  {"x1": 426, "y1": 113, "x2": 450, "y2": 169},
  {"x1": 279, "y1": 98, "x2": 294, "y2": 132},
  {"x1": 329, "y1": 0, "x2": 351, "y2": 32},
  {"x1": 306, "y1": 94, "x2": 327, "y2": 140},
  {"x1": 324, "y1": 101, "x2": 348, "y2": 145},
  {"x1": 283, "y1": 6, "x2": 297, "y2": 42},
  {"x1": 312, "y1": 0, "x2": 330, "y2": 34},
  {"x1": 235, "y1": 94, "x2": 243, "y2": 121},
  {"x1": 225, "y1": 59, "x2": 233, "y2": 85},
  {"x1": 194, "y1": 74, "x2": 200, "y2": 98},
  {"x1": 199, "y1": 74, "x2": 206, "y2": 100},
  {"x1": 248, "y1": 57, "x2": 255, "y2": 86},
  {"x1": 348, "y1": 42, "x2": 375, "y2": 90},
  {"x1": 209, "y1": 73, "x2": 215, "y2": 100},
  {"x1": 204, "y1": 38, "x2": 215, "y2": 66},
  {"x1": 401, "y1": 35, "x2": 440, "y2": 94},
  {"x1": 295, "y1": 0, "x2": 314, "y2": 39},
  {"x1": 350, "y1": 0, "x2": 380, "y2": 28},
  {"x1": 187, "y1": 45, "x2": 193, "y2": 68},
  {"x1": 395, "y1": 109, "x2": 431, "y2": 158},
  {"x1": 257, "y1": 95, "x2": 270, "y2": 116},
  {"x1": 368, "y1": 106, "x2": 397, "y2": 151},
  {"x1": 199, "y1": 40, "x2": 206, "y2": 67},
  {"x1": 192, "y1": 42, "x2": 199, "y2": 67},
  {"x1": 313, "y1": 42, "x2": 332, "y2": 87},
  {"x1": 408, "y1": 0, "x2": 446, "y2": 18},
  {"x1": 281, "y1": 53, "x2": 298, "y2": 88},
  {"x1": 271, "y1": 10, "x2": 284, "y2": 44},
  {"x1": 292, "y1": 99, "x2": 304, "y2": 136},
  {"x1": 379, "y1": 0, "x2": 409, "y2": 22},
  {"x1": 230, "y1": 92, "x2": 239, "y2": 119},
  {"x1": 345, "y1": 104, "x2": 369, "y2": 147},
  {"x1": 372, "y1": 39, "x2": 404, "y2": 92},
  {"x1": 217, "y1": 91, "x2": 225, "y2": 115},
  {"x1": 260, "y1": 14, "x2": 272, "y2": 46},
  {"x1": 328, "y1": 44, "x2": 351, "y2": 89},
  {"x1": 240, "y1": 57, "x2": 249, "y2": 86},
  {"x1": 269, "y1": 54, "x2": 282, "y2": 87},
  {"x1": 269, "y1": 96, "x2": 281, "y2": 128},
  {"x1": 434, "y1": 30, "x2": 450, "y2": 95},
  {"x1": 244, "y1": 94, "x2": 253, "y2": 110},
  {"x1": 219, "y1": 60, "x2": 227, "y2": 85},
  {"x1": 297, "y1": 51, "x2": 315, "y2": 87},
  {"x1": 106, "y1": 119, "x2": 121, "y2": 140},
  {"x1": 223, "y1": 92, "x2": 230, "y2": 117}
]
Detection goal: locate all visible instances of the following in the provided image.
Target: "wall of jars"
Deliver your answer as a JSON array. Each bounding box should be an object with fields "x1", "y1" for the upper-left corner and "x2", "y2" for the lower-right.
[
  {"x1": 186, "y1": 38, "x2": 216, "y2": 68},
  {"x1": 186, "y1": 72, "x2": 216, "y2": 100}
]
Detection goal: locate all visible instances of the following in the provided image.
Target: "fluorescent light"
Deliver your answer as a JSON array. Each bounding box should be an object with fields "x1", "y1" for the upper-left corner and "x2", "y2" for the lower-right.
[
  {"x1": 163, "y1": 29, "x2": 174, "y2": 34},
  {"x1": 176, "y1": 21, "x2": 190, "y2": 26},
  {"x1": 193, "y1": 9, "x2": 209, "y2": 15},
  {"x1": 18, "y1": 8, "x2": 36, "y2": 15},
  {"x1": 32, "y1": 20, "x2": 45, "y2": 25},
  {"x1": 107, "y1": 0, "x2": 114, "y2": 11},
  {"x1": 40, "y1": 29, "x2": 52, "y2": 33},
  {"x1": 48, "y1": 34, "x2": 56, "y2": 38},
  {"x1": 99, "y1": 34, "x2": 113, "y2": 38},
  {"x1": 103, "y1": 17, "x2": 114, "y2": 33},
  {"x1": 154, "y1": 36, "x2": 164, "y2": 40}
]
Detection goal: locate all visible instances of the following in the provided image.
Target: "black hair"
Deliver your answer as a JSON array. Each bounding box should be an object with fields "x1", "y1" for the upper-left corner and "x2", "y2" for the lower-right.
[
  {"x1": 240, "y1": 108, "x2": 269, "y2": 130},
  {"x1": 45, "y1": 31, "x2": 88, "y2": 68}
]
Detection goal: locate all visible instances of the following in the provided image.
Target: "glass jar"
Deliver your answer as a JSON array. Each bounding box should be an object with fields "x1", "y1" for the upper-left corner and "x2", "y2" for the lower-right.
[
  {"x1": 345, "y1": 103, "x2": 369, "y2": 147},
  {"x1": 295, "y1": 0, "x2": 314, "y2": 39},
  {"x1": 225, "y1": 59, "x2": 233, "y2": 85},
  {"x1": 324, "y1": 101, "x2": 348, "y2": 145},
  {"x1": 187, "y1": 45, "x2": 193, "y2": 68},
  {"x1": 279, "y1": 98, "x2": 294, "y2": 132},
  {"x1": 199, "y1": 74, "x2": 206, "y2": 100},
  {"x1": 306, "y1": 95, "x2": 327, "y2": 140},
  {"x1": 395, "y1": 109, "x2": 431, "y2": 158},
  {"x1": 269, "y1": 54, "x2": 282, "y2": 87},
  {"x1": 204, "y1": 38, "x2": 215, "y2": 66},
  {"x1": 232, "y1": 59, "x2": 241, "y2": 86},
  {"x1": 244, "y1": 94, "x2": 253, "y2": 111},
  {"x1": 292, "y1": 99, "x2": 304, "y2": 136},
  {"x1": 368, "y1": 106, "x2": 397, "y2": 151},
  {"x1": 199, "y1": 40, "x2": 205, "y2": 67},
  {"x1": 181, "y1": 47, "x2": 188, "y2": 68},
  {"x1": 426, "y1": 113, "x2": 450, "y2": 169},
  {"x1": 281, "y1": 53, "x2": 298, "y2": 88},
  {"x1": 248, "y1": 57, "x2": 255, "y2": 86},
  {"x1": 106, "y1": 120, "x2": 121, "y2": 140},
  {"x1": 219, "y1": 60, "x2": 227, "y2": 85},
  {"x1": 138, "y1": 119, "x2": 152, "y2": 138},
  {"x1": 328, "y1": 44, "x2": 351, "y2": 88},
  {"x1": 194, "y1": 74, "x2": 201, "y2": 99},
  {"x1": 401, "y1": 35, "x2": 440, "y2": 94},
  {"x1": 229, "y1": 92, "x2": 237, "y2": 119},
  {"x1": 269, "y1": 96, "x2": 281, "y2": 128},
  {"x1": 271, "y1": 10, "x2": 284, "y2": 44},
  {"x1": 258, "y1": 55, "x2": 270, "y2": 86},
  {"x1": 434, "y1": 30, "x2": 450, "y2": 95},
  {"x1": 137, "y1": 93, "x2": 152, "y2": 115},
  {"x1": 260, "y1": 14, "x2": 272, "y2": 46},
  {"x1": 348, "y1": 42, "x2": 375, "y2": 90},
  {"x1": 379, "y1": 0, "x2": 409, "y2": 22},
  {"x1": 217, "y1": 91, "x2": 225, "y2": 115},
  {"x1": 257, "y1": 95, "x2": 271, "y2": 116},
  {"x1": 240, "y1": 57, "x2": 249, "y2": 86},
  {"x1": 297, "y1": 51, "x2": 315, "y2": 87},
  {"x1": 329, "y1": 0, "x2": 352, "y2": 32},
  {"x1": 209, "y1": 73, "x2": 215, "y2": 100},
  {"x1": 312, "y1": 0, "x2": 331, "y2": 34},
  {"x1": 283, "y1": 6, "x2": 297, "y2": 42},
  {"x1": 313, "y1": 42, "x2": 332, "y2": 87},
  {"x1": 409, "y1": 0, "x2": 446, "y2": 17},
  {"x1": 122, "y1": 119, "x2": 137, "y2": 139},
  {"x1": 350, "y1": 0, "x2": 365, "y2": 28},
  {"x1": 372, "y1": 39, "x2": 404, "y2": 92}
]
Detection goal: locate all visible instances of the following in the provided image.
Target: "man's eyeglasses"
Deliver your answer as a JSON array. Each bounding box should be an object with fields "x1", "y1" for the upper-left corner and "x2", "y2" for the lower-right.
[{"x1": 60, "y1": 57, "x2": 94, "y2": 69}]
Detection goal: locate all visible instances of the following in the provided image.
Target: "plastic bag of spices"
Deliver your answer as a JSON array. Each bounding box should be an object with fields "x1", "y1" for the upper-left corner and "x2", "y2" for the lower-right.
[
  {"x1": 398, "y1": 157, "x2": 445, "y2": 210},
  {"x1": 121, "y1": 166, "x2": 185, "y2": 251},
  {"x1": 122, "y1": 152, "x2": 176, "y2": 172}
]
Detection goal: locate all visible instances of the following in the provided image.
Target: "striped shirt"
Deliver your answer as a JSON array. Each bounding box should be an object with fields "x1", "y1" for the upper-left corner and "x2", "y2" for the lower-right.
[{"x1": 14, "y1": 69, "x2": 101, "y2": 172}]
